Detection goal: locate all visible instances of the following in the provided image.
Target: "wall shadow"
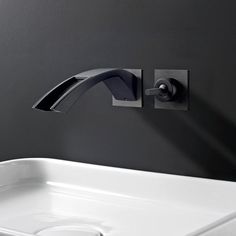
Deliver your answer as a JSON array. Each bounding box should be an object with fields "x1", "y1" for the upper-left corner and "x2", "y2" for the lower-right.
[{"x1": 138, "y1": 93, "x2": 236, "y2": 181}]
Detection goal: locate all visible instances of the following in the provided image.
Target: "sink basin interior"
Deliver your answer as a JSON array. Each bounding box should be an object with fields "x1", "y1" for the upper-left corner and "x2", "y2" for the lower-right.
[
  {"x1": 189, "y1": 213, "x2": 236, "y2": 236},
  {"x1": 36, "y1": 226, "x2": 102, "y2": 236},
  {"x1": 0, "y1": 158, "x2": 235, "y2": 236}
]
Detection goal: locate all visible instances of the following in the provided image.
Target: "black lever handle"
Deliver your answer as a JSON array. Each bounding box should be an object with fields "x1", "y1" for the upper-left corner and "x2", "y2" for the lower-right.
[{"x1": 145, "y1": 78, "x2": 178, "y2": 102}]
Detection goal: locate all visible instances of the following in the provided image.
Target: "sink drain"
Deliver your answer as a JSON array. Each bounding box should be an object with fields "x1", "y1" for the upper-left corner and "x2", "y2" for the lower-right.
[{"x1": 36, "y1": 226, "x2": 102, "y2": 236}]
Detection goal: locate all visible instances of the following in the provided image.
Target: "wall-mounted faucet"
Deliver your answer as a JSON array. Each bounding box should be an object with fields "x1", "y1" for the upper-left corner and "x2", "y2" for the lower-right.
[
  {"x1": 145, "y1": 69, "x2": 189, "y2": 111},
  {"x1": 33, "y1": 68, "x2": 143, "y2": 112}
]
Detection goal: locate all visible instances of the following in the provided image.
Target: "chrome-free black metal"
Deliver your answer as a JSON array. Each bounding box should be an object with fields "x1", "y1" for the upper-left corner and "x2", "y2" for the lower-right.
[
  {"x1": 145, "y1": 78, "x2": 178, "y2": 102},
  {"x1": 33, "y1": 69, "x2": 138, "y2": 112}
]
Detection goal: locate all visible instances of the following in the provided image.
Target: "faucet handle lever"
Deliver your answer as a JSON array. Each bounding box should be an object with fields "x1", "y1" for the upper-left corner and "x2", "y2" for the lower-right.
[{"x1": 145, "y1": 78, "x2": 178, "y2": 102}]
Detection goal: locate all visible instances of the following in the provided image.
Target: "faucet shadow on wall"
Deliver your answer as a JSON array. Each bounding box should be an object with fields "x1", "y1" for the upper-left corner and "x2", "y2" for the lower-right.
[
  {"x1": 32, "y1": 67, "x2": 236, "y2": 181},
  {"x1": 138, "y1": 93, "x2": 236, "y2": 181}
]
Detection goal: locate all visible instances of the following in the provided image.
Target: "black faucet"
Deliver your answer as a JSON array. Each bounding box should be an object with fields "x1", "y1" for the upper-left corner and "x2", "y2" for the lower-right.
[{"x1": 33, "y1": 68, "x2": 139, "y2": 112}]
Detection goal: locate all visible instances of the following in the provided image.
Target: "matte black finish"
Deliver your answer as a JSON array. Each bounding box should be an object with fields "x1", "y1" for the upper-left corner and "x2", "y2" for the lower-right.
[
  {"x1": 150, "y1": 69, "x2": 189, "y2": 110},
  {"x1": 145, "y1": 78, "x2": 178, "y2": 102},
  {"x1": 112, "y1": 69, "x2": 143, "y2": 108},
  {"x1": 0, "y1": 0, "x2": 236, "y2": 181},
  {"x1": 33, "y1": 68, "x2": 140, "y2": 112}
]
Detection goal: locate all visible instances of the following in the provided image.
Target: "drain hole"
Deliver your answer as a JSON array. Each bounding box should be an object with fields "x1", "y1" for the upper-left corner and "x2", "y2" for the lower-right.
[{"x1": 36, "y1": 226, "x2": 102, "y2": 236}]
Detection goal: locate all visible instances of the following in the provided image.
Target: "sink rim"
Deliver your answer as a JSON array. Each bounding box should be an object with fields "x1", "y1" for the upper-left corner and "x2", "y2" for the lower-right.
[{"x1": 0, "y1": 157, "x2": 236, "y2": 236}]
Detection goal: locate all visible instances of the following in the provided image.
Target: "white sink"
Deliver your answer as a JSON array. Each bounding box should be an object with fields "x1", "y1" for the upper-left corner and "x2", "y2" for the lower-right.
[{"x1": 0, "y1": 158, "x2": 235, "y2": 236}]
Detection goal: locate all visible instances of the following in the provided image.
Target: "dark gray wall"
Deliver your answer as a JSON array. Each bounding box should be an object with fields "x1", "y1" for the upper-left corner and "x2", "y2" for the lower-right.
[{"x1": 0, "y1": 0, "x2": 236, "y2": 181}]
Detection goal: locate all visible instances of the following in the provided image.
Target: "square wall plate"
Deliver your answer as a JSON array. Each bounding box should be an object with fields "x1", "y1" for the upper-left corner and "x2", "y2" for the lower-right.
[
  {"x1": 154, "y1": 69, "x2": 189, "y2": 111},
  {"x1": 112, "y1": 69, "x2": 142, "y2": 108}
]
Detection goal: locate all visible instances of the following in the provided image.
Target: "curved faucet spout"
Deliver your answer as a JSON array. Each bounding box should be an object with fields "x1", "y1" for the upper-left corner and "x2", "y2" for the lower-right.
[{"x1": 33, "y1": 68, "x2": 139, "y2": 112}]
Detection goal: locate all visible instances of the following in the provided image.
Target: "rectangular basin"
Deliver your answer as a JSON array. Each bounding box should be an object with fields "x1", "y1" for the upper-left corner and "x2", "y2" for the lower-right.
[{"x1": 0, "y1": 158, "x2": 235, "y2": 236}]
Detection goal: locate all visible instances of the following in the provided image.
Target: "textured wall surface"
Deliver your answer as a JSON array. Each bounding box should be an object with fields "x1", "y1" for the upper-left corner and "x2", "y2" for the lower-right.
[{"x1": 0, "y1": 0, "x2": 236, "y2": 181}]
